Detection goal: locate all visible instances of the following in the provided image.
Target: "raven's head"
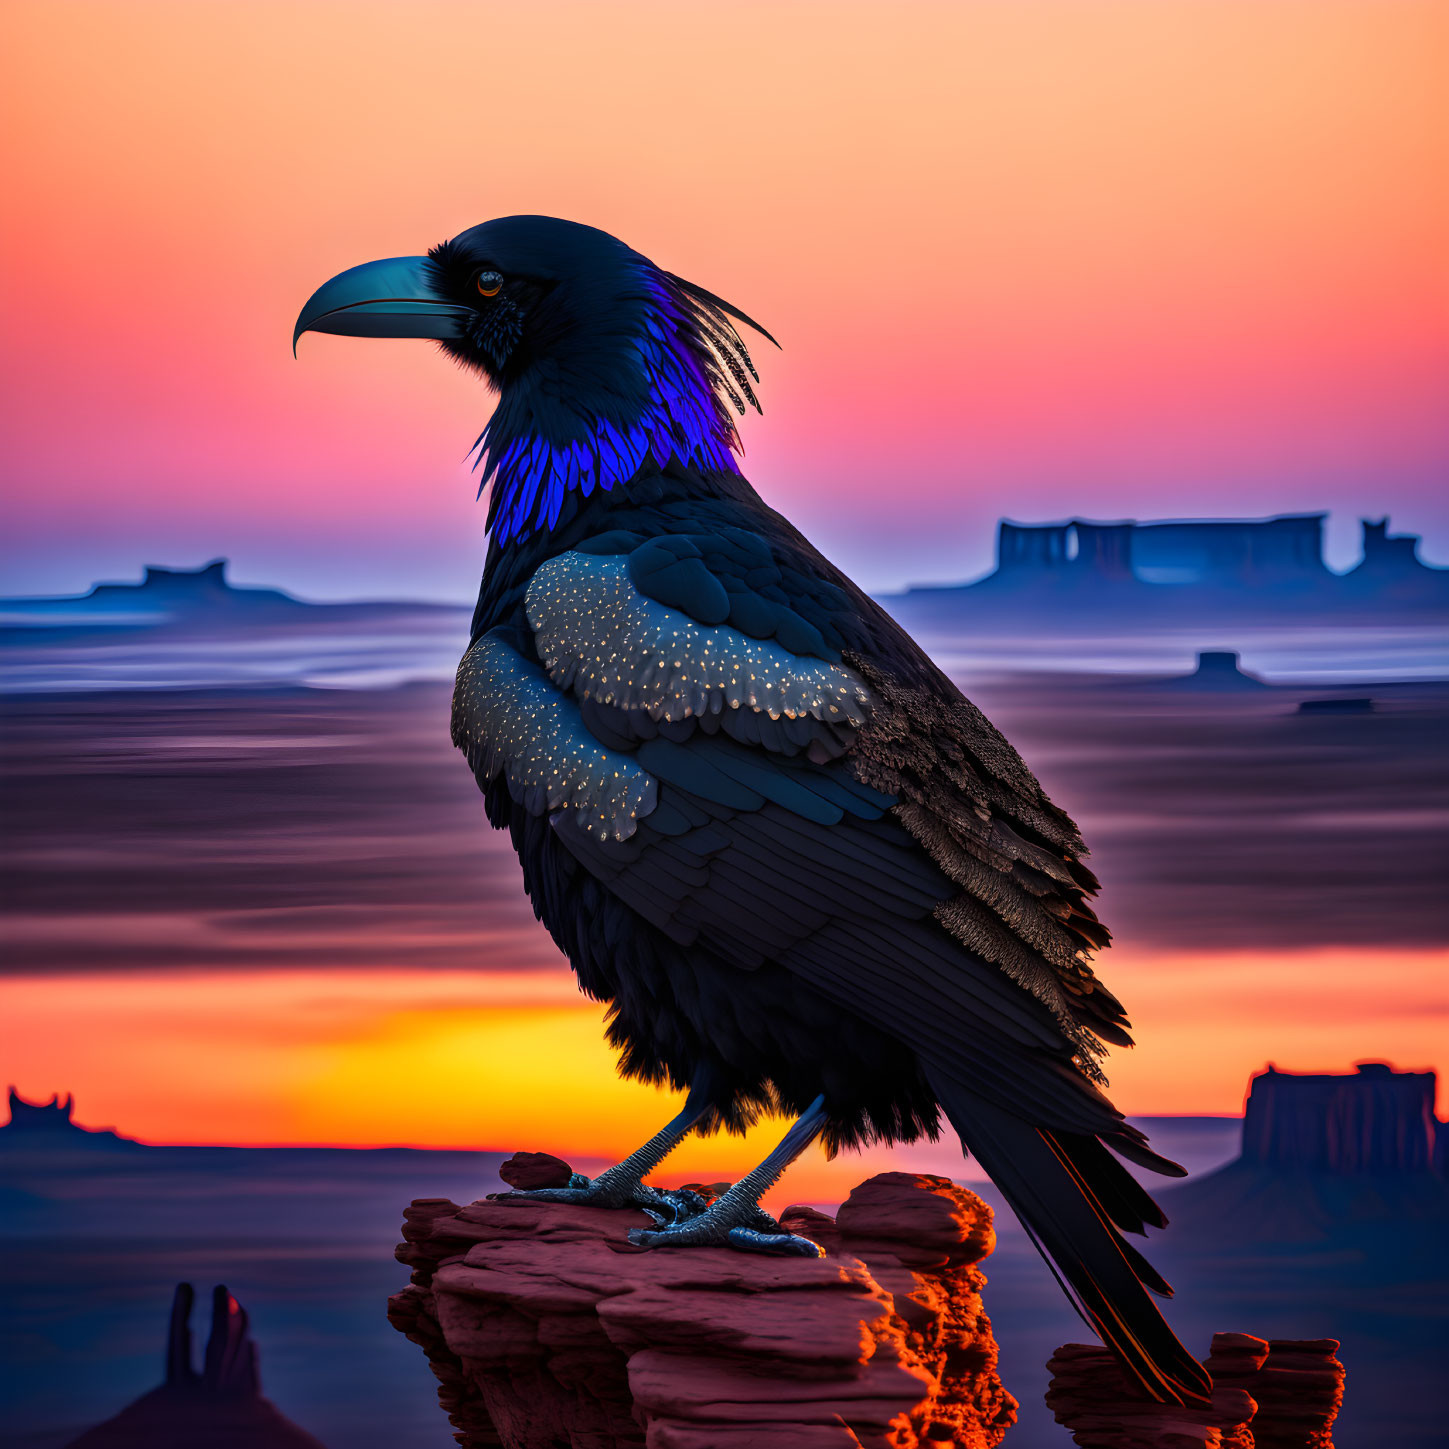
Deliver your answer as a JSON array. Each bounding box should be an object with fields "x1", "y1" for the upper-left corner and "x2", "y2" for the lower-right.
[{"x1": 294, "y1": 215, "x2": 775, "y2": 544}]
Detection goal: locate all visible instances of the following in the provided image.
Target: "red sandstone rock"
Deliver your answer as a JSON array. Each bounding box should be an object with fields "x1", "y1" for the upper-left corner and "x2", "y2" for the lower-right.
[
  {"x1": 779, "y1": 1202, "x2": 843, "y2": 1254},
  {"x1": 1045, "y1": 1342, "x2": 1255, "y2": 1449},
  {"x1": 678, "y1": 1180, "x2": 731, "y2": 1204},
  {"x1": 1204, "y1": 1336, "x2": 1344, "y2": 1449},
  {"x1": 497, "y1": 1150, "x2": 575, "y2": 1190},
  {"x1": 390, "y1": 1171, "x2": 1018, "y2": 1449},
  {"x1": 1046, "y1": 1332, "x2": 1345, "y2": 1449}
]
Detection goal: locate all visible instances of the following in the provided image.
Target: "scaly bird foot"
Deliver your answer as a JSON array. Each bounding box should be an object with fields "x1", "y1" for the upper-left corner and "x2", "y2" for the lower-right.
[
  {"x1": 628, "y1": 1199, "x2": 824, "y2": 1257},
  {"x1": 495, "y1": 1172, "x2": 707, "y2": 1221}
]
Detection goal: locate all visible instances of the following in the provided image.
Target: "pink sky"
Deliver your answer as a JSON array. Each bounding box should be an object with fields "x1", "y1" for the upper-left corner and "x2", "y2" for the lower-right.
[{"x1": 3, "y1": 0, "x2": 1447, "y2": 601}]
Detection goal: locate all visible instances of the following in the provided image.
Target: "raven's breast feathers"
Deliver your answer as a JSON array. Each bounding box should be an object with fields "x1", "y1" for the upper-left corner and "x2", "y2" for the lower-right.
[
  {"x1": 453, "y1": 516, "x2": 1131, "y2": 1073},
  {"x1": 452, "y1": 632, "x2": 656, "y2": 841}
]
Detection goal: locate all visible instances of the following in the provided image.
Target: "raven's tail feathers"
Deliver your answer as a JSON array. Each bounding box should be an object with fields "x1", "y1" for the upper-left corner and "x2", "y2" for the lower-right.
[{"x1": 932, "y1": 1076, "x2": 1212, "y2": 1408}]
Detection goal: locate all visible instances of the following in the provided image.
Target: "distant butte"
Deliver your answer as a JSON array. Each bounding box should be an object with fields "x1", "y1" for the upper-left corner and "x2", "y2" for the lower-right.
[
  {"x1": 1, "y1": 1087, "x2": 137, "y2": 1149},
  {"x1": 1241, "y1": 1061, "x2": 1441, "y2": 1175},
  {"x1": 64, "y1": 1283, "x2": 326, "y2": 1449},
  {"x1": 1159, "y1": 650, "x2": 1268, "y2": 691},
  {"x1": 0, "y1": 557, "x2": 459, "y2": 623},
  {"x1": 1160, "y1": 1062, "x2": 1449, "y2": 1250},
  {"x1": 888, "y1": 514, "x2": 1449, "y2": 624},
  {"x1": 87, "y1": 559, "x2": 301, "y2": 611}
]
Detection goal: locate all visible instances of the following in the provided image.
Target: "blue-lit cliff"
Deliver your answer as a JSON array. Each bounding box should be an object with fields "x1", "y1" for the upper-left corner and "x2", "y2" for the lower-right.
[{"x1": 890, "y1": 514, "x2": 1448, "y2": 625}]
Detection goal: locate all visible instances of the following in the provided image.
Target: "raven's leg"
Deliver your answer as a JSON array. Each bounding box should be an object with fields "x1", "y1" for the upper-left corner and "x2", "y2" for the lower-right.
[
  {"x1": 627, "y1": 1095, "x2": 828, "y2": 1258},
  {"x1": 495, "y1": 1070, "x2": 715, "y2": 1213}
]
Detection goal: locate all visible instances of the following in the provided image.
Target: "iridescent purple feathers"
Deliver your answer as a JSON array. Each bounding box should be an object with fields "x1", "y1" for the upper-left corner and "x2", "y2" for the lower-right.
[{"x1": 479, "y1": 268, "x2": 766, "y2": 544}]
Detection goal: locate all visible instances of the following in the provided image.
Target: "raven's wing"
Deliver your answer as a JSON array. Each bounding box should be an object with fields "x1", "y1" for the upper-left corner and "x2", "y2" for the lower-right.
[
  {"x1": 454, "y1": 522, "x2": 1210, "y2": 1407},
  {"x1": 504, "y1": 520, "x2": 1128, "y2": 1056}
]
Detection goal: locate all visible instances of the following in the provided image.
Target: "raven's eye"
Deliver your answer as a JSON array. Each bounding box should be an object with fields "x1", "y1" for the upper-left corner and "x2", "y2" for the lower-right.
[{"x1": 474, "y1": 270, "x2": 504, "y2": 298}]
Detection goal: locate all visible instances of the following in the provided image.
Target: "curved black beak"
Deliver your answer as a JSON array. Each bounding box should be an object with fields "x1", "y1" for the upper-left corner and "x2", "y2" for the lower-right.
[{"x1": 293, "y1": 256, "x2": 471, "y2": 356}]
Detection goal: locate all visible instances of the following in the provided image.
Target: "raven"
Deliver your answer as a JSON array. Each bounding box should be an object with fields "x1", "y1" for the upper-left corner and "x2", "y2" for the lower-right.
[{"x1": 296, "y1": 215, "x2": 1211, "y2": 1407}]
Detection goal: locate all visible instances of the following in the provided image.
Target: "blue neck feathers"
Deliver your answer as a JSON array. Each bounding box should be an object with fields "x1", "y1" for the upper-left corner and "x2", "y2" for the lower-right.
[{"x1": 477, "y1": 270, "x2": 743, "y2": 547}]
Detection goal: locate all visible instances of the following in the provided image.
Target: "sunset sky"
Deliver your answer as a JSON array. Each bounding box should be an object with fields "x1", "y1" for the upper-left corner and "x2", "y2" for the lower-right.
[
  {"x1": 5, "y1": 946, "x2": 1445, "y2": 1203},
  {"x1": 3, "y1": 1, "x2": 1446, "y2": 1184},
  {"x1": 4, "y1": 0, "x2": 1447, "y2": 603}
]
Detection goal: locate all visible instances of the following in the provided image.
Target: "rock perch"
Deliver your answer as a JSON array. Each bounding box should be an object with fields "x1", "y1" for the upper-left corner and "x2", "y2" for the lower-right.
[{"x1": 390, "y1": 1163, "x2": 1017, "y2": 1448}]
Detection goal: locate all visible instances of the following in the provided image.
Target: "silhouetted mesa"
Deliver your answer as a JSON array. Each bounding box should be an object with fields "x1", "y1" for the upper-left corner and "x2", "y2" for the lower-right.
[
  {"x1": 2, "y1": 1086, "x2": 138, "y2": 1149},
  {"x1": 0, "y1": 556, "x2": 462, "y2": 629},
  {"x1": 1242, "y1": 1062, "x2": 1439, "y2": 1174},
  {"x1": 1355, "y1": 517, "x2": 1435, "y2": 584},
  {"x1": 5, "y1": 1087, "x2": 80, "y2": 1134},
  {"x1": 999, "y1": 514, "x2": 1328, "y2": 586},
  {"x1": 1296, "y1": 698, "x2": 1374, "y2": 715},
  {"x1": 84, "y1": 559, "x2": 302, "y2": 614},
  {"x1": 65, "y1": 1283, "x2": 326, "y2": 1448},
  {"x1": 1157, "y1": 1063, "x2": 1449, "y2": 1254},
  {"x1": 1164, "y1": 651, "x2": 1268, "y2": 691},
  {"x1": 392, "y1": 1169, "x2": 1017, "y2": 1449},
  {"x1": 891, "y1": 514, "x2": 1449, "y2": 622}
]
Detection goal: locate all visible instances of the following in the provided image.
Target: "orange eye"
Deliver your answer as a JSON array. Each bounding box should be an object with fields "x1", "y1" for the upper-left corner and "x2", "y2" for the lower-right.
[{"x1": 475, "y1": 270, "x2": 504, "y2": 298}]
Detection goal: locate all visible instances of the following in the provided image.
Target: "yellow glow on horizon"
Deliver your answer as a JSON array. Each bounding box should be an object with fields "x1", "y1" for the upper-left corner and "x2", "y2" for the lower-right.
[
  {"x1": 1099, "y1": 945, "x2": 1447, "y2": 1115},
  {"x1": 3, "y1": 951, "x2": 1442, "y2": 1183}
]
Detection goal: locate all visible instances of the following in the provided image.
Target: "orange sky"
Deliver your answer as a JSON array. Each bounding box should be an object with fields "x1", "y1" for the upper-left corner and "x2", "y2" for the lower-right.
[{"x1": 5, "y1": 950, "x2": 1443, "y2": 1196}]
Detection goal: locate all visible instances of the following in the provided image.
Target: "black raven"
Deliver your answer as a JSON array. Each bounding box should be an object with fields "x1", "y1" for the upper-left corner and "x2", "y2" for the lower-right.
[{"x1": 296, "y1": 215, "x2": 1211, "y2": 1407}]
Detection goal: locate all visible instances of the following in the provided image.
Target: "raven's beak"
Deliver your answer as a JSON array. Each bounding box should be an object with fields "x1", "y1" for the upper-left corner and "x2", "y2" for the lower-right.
[{"x1": 293, "y1": 256, "x2": 471, "y2": 356}]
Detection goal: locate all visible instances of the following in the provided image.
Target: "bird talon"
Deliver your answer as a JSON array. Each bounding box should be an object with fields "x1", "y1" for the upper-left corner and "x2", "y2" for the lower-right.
[
  {"x1": 622, "y1": 1197, "x2": 823, "y2": 1256},
  {"x1": 627, "y1": 1222, "x2": 726, "y2": 1249},
  {"x1": 727, "y1": 1226, "x2": 825, "y2": 1257},
  {"x1": 493, "y1": 1175, "x2": 636, "y2": 1209},
  {"x1": 492, "y1": 1179, "x2": 711, "y2": 1217}
]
